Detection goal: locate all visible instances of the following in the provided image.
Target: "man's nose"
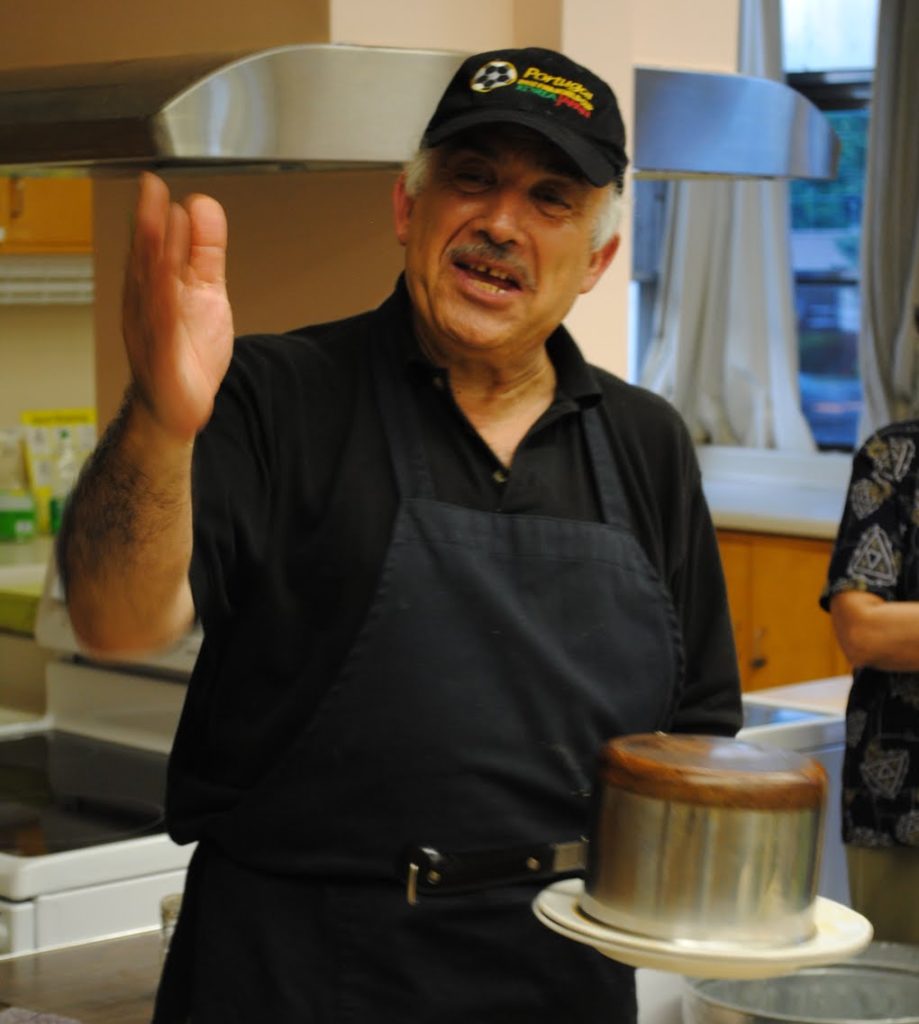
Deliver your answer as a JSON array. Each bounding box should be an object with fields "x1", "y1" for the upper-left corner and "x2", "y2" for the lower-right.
[{"x1": 475, "y1": 187, "x2": 526, "y2": 245}]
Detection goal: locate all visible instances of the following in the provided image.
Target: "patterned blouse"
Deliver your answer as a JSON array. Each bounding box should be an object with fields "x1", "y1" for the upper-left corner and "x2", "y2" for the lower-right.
[{"x1": 822, "y1": 420, "x2": 919, "y2": 848}]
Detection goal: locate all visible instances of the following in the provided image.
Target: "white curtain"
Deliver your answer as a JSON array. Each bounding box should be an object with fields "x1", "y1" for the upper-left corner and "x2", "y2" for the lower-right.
[
  {"x1": 857, "y1": 0, "x2": 919, "y2": 438},
  {"x1": 639, "y1": 0, "x2": 815, "y2": 451}
]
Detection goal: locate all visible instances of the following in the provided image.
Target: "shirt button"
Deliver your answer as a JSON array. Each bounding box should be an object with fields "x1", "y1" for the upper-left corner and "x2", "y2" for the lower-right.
[
  {"x1": 492, "y1": 469, "x2": 509, "y2": 484},
  {"x1": 432, "y1": 375, "x2": 445, "y2": 390}
]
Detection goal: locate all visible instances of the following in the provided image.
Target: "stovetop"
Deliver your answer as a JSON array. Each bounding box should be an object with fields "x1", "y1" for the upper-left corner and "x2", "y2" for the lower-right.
[{"x1": 0, "y1": 729, "x2": 168, "y2": 859}]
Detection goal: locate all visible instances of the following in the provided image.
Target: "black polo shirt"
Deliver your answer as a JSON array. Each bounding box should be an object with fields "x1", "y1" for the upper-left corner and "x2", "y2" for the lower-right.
[{"x1": 169, "y1": 278, "x2": 740, "y2": 839}]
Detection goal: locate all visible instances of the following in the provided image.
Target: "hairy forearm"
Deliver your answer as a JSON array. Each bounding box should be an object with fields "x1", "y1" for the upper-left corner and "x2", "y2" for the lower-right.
[
  {"x1": 59, "y1": 386, "x2": 197, "y2": 656},
  {"x1": 830, "y1": 590, "x2": 919, "y2": 672}
]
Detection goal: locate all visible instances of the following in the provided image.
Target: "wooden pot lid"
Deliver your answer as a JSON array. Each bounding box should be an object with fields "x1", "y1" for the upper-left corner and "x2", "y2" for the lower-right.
[{"x1": 597, "y1": 733, "x2": 828, "y2": 811}]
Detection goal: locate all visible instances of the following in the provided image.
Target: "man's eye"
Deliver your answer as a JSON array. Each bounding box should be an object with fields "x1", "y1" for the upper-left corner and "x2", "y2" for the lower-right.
[
  {"x1": 534, "y1": 187, "x2": 573, "y2": 211},
  {"x1": 451, "y1": 169, "x2": 492, "y2": 192}
]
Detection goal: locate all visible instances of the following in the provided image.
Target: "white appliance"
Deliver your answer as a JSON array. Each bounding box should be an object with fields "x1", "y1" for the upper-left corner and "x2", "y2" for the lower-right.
[{"x1": 0, "y1": 561, "x2": 201, "y2": 958}]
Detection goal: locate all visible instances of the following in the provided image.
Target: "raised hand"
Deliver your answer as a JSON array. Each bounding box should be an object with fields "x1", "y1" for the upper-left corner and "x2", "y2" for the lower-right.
[{"x1": 122, "y1": 172, "x2": 235, "y2": 443}]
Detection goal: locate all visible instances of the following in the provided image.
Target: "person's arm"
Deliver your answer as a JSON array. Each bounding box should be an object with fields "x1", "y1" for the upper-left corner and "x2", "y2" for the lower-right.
[
  {"x1": 629, "y1": 403, "x2": 741, "y2": 737},
  {"x1": 669, "y1": 481, "x2": 743, "y2": 737},
  {"x1": 830, "y1": 589, "x2": 919, "y2": 671},
  {"x1": 821, "y1": 427, "x2": 919, "y2": 673},
  {"x1": 59, "y1": 172, "x2": 234, "y2": 657}
]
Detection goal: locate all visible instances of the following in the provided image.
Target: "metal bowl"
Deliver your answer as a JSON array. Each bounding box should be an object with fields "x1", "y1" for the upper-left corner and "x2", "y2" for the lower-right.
[
  {"x1": 683, "y1": 942, "x2": 919, "y2": 1023},
  {"x1": 580, "y1": 734, "x2": 828, "y2": 946}
]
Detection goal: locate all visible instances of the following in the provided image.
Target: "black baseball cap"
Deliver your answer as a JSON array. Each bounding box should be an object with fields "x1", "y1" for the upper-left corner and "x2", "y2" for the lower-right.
[{"x1": 422, "y1": 47, "x2": 629, "y2": 188}]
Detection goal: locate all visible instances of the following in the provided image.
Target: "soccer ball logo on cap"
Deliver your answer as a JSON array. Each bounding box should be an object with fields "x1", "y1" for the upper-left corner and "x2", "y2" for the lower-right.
[{"x1": 471, "y1": 60, "x2": 518, "y2": 92}]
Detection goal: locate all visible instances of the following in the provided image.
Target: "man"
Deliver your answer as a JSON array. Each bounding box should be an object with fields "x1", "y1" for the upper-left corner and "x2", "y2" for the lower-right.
[
  {"x1": 823, "y1": 416, "x2": 919, "y2": 945},
  {"x1": 60, "y1": 47, "x2": 741, "y2": 1023}
]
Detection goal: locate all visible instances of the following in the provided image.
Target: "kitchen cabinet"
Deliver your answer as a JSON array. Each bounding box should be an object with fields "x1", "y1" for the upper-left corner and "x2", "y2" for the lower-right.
[
  {"x1": 717, "y1": 529, "x2": 851, "y2": 691},
  {"x1": 0, "y1": 176, "x2": 92, "y2": 253}
]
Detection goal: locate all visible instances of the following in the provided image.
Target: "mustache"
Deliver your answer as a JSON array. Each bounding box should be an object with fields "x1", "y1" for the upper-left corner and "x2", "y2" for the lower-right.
[{"x1": 448, "y1": 242, "x2": 533, "y2": 290}]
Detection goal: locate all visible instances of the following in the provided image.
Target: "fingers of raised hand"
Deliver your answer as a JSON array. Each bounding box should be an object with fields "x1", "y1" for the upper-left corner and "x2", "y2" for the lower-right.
[
  {"x1": 126, "y1": 174, "x2": 176, "y2": 323},
  {"x1": 120, "y1": 174, "x2": 233, "y2": 442},
  {"x1": 181, "y1": 193, "x2": 228, "y2": 287},
  {"x1": 129, "y1": 175, "x2": 227, "y2": 288},
  {"x1": 131, "y1": 172, "x2": 170, "y2": 267}
]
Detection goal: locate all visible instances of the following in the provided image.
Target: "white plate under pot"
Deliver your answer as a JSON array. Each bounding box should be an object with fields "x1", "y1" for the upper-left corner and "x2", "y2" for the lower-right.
[{"x1": 532, "y1": 879, "x2": 873, "y2": 980}]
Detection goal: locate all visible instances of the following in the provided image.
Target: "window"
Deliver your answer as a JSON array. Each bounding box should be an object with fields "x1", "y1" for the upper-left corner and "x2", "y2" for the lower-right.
[
  {"x1": 629, "y1": 0, "x2": 878, "y2": 451},
  {"x1": 784, "y1": 0, "x2": 878, "y2": 450},
  {"x1": 787, "y1": 86, "x2": 870, "y2": 450}
]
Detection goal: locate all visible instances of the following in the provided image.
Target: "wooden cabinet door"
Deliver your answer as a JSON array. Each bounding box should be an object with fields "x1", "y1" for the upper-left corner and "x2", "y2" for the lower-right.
[
  {"x1": 748, "y1": 534, "x2": 850, "y2": 690},
  {"x1": 0, "y1": 177, "x2": 92, "y2": 253},
  {"x1": 717, "y1": 530, "x2": 851, "y2": 691},
  {"x1": 716, "y1": 531, "x2": 753, "y2": 685},
  {"x1": 0, "y1": 178, "x2": 10, "y2": 244}
]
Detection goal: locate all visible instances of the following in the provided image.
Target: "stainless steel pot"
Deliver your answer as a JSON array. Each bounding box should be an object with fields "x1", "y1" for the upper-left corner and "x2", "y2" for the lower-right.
[
  {"x1": 683, "y1": 942, "x2": 919, "y2": 1024},
  {"x1": 581, "y1": 734, "x2": 828, "y2": 945}
]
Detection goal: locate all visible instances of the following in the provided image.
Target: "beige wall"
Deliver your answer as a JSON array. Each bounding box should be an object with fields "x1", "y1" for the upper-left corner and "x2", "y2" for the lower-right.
[
  {"x1": 331, "y1": 0, "x2": 515, "y2": 49},
  {"x1": 0, "y1": 305, "x2": 94, "y2": 425},
  {"x1": 330, "y1": 0, "x2": 562, "y2": 50},
  {"x1": 1, "y1": 0, "x2": 741, "y2": 429},
  {"x1": 93, "y1": 170, "x2": 406, "y2": 427},
  {"x1": 557, "y1": 0, "x2": 635, "y2": 375},
  {"x1": 633, "y1": 0, "x2": 740, "y2": 71},
  {"x1": 559, "y1": 0, "x2": 739, "y2": 374}
]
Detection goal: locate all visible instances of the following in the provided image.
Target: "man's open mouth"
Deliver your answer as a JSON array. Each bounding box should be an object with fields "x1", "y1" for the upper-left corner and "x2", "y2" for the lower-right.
[{"x1": 455, "y1": 260, "x2": 523, "y2": 294}]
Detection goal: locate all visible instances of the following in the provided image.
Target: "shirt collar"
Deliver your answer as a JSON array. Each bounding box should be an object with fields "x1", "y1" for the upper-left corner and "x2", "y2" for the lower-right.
[{"x1": 381, "y1": 274, "x2": 603, "y2": 409}]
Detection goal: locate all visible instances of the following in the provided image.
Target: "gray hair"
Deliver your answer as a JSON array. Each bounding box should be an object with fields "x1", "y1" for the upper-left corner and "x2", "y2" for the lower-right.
[{"x1": 402, "y1": 146, "x2": 623, "y2": 251}]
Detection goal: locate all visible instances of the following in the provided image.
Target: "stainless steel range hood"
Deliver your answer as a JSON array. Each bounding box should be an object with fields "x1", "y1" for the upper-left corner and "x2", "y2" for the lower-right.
[
  {"x1": 0, "y1": 44, "x2": 839, "y2": 180},
  {"x1": 633, "y1": 66, "x2": 840, "y2": 180}
]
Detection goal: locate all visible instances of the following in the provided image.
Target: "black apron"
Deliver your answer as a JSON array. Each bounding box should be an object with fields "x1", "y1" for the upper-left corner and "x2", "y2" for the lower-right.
[{"x1": 154, "y1": 326, "x2": 684, "y2": 1024}]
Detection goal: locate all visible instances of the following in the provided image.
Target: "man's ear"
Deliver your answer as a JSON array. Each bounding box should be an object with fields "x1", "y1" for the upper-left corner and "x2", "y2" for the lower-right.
[
  {"x1": 393, "y1": 173, "x2": 414, "y2": 247},
  {"x1": 580, "y1": 233, "x2": 621, "y2": 295}
]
